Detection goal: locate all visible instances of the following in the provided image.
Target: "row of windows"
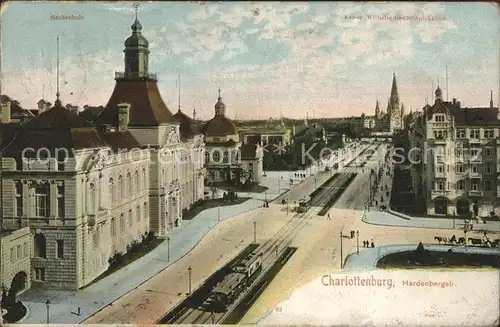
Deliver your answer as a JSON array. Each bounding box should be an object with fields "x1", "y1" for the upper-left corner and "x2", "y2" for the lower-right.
[
  {"x1": 14, "y1": 181, "x2": 64, "y2": 218},
  {"x1": 456, "y1": 128, "x2": 495, "y2": 139},
  {"x1": 110, "y1": 202, "x2": 148, "y2": 238},
  {"x1": 10, "y1": 242, "x2": 29, "y2": 262},
  {"x1": 435, "y1": 180, "x2": 495, "y2": 191},
  {"x1": 454, "y1": 147, "x2": 493, "y2": 157},
  {"x1": 436, "y1": 163, "x2": 496, "y2": 174}
]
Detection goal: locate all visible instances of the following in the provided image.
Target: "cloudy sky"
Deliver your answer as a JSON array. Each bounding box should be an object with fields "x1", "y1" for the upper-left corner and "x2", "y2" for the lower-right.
[{"x1": 1, "y1": 2, "x2": 498, "y2": 120}]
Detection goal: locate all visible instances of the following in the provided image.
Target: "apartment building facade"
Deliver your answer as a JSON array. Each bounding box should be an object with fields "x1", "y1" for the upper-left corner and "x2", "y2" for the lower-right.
[{"x1": 416, "y1": 86, "x2": 499, "y2": 217}]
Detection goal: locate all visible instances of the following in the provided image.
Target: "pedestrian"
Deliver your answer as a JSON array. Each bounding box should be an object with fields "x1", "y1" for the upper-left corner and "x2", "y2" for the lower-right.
[
  {"x1": 327, "y1": 213, "x2": 331, "y2": 220},
  {"x1": 363, "y1": 240, "x2": 367, "y2": 248},
  {"x1": 371, "y1": 240, "x2": 375, "y2": 248}
]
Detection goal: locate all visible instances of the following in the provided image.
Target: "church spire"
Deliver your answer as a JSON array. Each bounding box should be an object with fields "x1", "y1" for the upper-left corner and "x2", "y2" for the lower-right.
[
  {"x1": 491, "y1": 90, "x2": 494, "y2": 108},
  {"x1": 390, "y1": 72, "x2": 399, "y2": 103},
  {"x1": 375, "y1": 98, "x2": 380, "y2": 117}
]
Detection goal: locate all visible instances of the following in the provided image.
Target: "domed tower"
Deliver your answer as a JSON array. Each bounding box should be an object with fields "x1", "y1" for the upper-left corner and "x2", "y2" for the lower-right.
[
  {"x1": 214, "y1": 89, "x2": 226, "y2": 116},
  {"x1": 96, "y1": 16, "x2": 174, "y2": 127},
  {"x1": 435, "y1": 82, "x2": 443, "y2": 102},
  {"x1": 202, "y1": 89, "x2": 238, "y2": 139},
  {"x1": 123, "y1": 14, "x2": 150, "y2": 78}
]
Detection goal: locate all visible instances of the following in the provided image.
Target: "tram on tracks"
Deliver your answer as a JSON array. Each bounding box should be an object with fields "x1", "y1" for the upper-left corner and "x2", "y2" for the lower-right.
[
  {"x1": 297, "y1": 196, "x2": 312, "y2": 213},
  {"x1": 209, "y1": 251, "x2": 263, "y2": 312}
]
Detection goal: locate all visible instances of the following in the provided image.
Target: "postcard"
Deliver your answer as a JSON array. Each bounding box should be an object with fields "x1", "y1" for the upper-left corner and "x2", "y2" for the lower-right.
[{"x1": 0, "y1": 1, "x2": 498, "y2": 326}]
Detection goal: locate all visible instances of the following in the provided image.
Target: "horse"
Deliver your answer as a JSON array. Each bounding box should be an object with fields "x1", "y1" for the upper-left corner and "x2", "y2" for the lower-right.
[
  {"x1": 457, "y1": 237, "x2": 466, "y2": 245},
  {"x1": 449, "y1": 235, "x2": 457, "y2": 244},
  {"x1": 434, "y1": 236, "x2": 443, "y2": 243},
  {"x1": 491, "y1": 239, "x2": 500, "y2": 248},
  {"x1": 468, "y1": 238, "x2": 482, "y2": 246}
]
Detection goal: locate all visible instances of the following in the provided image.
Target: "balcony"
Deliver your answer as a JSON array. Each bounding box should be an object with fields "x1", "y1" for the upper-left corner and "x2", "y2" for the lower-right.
[
  {"x1": 467, "y1": 171, "x2": 481, "y2": 178},
  {"x1": 433, "y1": 137, "x2": 447, "y2": 144},
  {"x1": 468, "y1": 190, "x2": 483, "y2": 197},
  {"x1": 115, "y1": 71, "x2": 158, "y2": 80}
]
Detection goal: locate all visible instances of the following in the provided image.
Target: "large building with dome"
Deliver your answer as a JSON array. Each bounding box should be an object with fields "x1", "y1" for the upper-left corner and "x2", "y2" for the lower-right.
[
  {"x1": 202, "y1": 90, "x2": 264, "y2": 185},
  {"x1": 0, "y1": 16, "x2": 206, "y2": 293}
]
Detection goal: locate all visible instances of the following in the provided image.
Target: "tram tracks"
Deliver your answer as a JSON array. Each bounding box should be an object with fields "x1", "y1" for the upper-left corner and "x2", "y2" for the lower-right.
[{"x1": 173, "y1": 144, "x2": 378, "y2": 324}]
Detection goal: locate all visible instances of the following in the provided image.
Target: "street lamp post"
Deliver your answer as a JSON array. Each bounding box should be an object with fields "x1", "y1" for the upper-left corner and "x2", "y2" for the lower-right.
[
  {"x1": 167, "y1": 236, "x2": 170, "y2": 262},
  {"x1": 45, "y1": 299, "x2": 51, "y2": 324},
  {"x1": 356, "y1": 230, "x2": 359, "y2": 254},
  {"x1": 253, "y1": 220, "x2": 256, "y2": 243},
  {"x1": 286, "y1": 198, "x2": 289, "y2": 215},
  {"x1": 217, "y1": 205, "x2": 220, "y2": 222},
  {"x1": 314, "y1": 175, "x2": 317, "y2": 190},
  {"x1": 188, "y1": 266, "x2": 192, "y2": 295},
  {"x1": 340, "y1": 231, "x2": 343, "y2": 269},
  {"x1": 278, "y1": 179, "x2": 281, "y2": 194}
]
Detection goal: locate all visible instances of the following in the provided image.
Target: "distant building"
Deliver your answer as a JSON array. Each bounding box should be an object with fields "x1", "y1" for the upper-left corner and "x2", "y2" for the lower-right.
[
  {"x1": 202, "y1": 90, "x2": 263, "y2": 184},
  {"x1": 410, "y1": 86, "x2": 500, "y2": 217},
  {"x1": 238, "y1": 118, "x2": 291, "y2": 147},
  {"x1": 361, "y1": 73, "x2": 406, "y2": 134}
]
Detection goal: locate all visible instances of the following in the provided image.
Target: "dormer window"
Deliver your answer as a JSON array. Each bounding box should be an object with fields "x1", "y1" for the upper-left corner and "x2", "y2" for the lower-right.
[{"x1": 435, "y1": 114, "x2": 445, "y2": 122}]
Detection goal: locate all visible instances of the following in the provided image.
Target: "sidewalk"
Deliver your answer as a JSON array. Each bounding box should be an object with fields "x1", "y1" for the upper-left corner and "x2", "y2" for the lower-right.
[
  {"x1": 18, "y1": 198, "x2": 277, "y2": 324},
  {"x1": 343, "y1": 243, "x2": 500, "y2": 271},
  {"x1": 363, "y1": 209, "x2": 500, "y2": 233}
]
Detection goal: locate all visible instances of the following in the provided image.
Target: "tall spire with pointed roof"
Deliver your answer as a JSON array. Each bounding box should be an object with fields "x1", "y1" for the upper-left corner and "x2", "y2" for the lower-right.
[
  {"x1": 375, "y1": 98, "x2": 380, "y2": 118},
  {"x1": 390, "y1": 72, "x2": 399, "y2": 104},
  {"x1": 193, "y1": 104, "x2": 196, "y2": 120}
]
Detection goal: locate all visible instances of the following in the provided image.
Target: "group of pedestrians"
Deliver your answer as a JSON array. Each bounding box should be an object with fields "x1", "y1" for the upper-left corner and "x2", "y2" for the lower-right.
[{"x1": 363, "y1": 239, "x2": 375, "y2": 248}]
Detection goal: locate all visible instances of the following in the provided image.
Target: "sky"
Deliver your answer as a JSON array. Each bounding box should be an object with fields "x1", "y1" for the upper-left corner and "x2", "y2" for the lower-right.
[{"x1": 1, "y1": 2, "x2": 498, "y2": 120}]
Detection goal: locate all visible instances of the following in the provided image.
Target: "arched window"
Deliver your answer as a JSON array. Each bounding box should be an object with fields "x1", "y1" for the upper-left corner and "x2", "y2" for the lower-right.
[
  {"x1": 127, "y1": 173, "x2": 132, "y2": 195},
  {"x1": 120, "y1": 213, "x2": 125, "y2": 232},
  {"x1": 89, "y1": 183, "x2": 96, "y2": 213},
  {"x1": 109, "y1": 178, "x2": 115, "y2": 204},
  {"x1": 118, "y1": 175, "x2": 124, "y2": 198},
  {"x1": 34, "y1": 234, "x2": 46, "y2": 258},
  {"x1": 135, "y1": 170, "x2": 139, "y2": 193},
  {"x1": 111, "y1": 217, "x2": 116, "y2": 237},
  {"x1": 128, "y1": 209, "x2": 133, "y2": 227},
  {"x1": 137, "y1": 205, "x2": 141, "y2": 222},
  {"x1": 142, "y1": 168, "x2": 147, "y2": 191}
]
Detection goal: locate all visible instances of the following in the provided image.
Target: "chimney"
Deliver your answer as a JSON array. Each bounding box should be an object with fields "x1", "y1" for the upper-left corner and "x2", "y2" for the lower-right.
[
  {"x1": 452, "y1": 98, "x2": 456, "y2": 105},
  {"x1": 1, "y1": 101, "x2": 11, "y2": 123},
  {"x1": 117, "y1": 103, "x2": 131, "y2": 131}
]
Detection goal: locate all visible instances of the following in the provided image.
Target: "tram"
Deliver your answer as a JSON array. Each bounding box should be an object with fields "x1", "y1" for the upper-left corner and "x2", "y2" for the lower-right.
[{"x1": 297, "y1": 196, "x2": 312, "y2": 213}]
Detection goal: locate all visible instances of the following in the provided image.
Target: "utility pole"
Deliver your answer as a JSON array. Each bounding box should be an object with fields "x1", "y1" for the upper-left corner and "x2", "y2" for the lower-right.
[
  {"x1": 253, "y1": 220, "x2": 256, "y2": 243},
  {"x1": 188, "y1": 266, "x2": 192, "y2": 294},
  {"x1": 167, "y1": 236, "x2": 170, "y2": 262},
  {"x1": 356, "y1": 230, "x2": 359, "y2": 254},
  {"x1": 340, "y1": 231, "x2": 343, "y2": 269}
]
